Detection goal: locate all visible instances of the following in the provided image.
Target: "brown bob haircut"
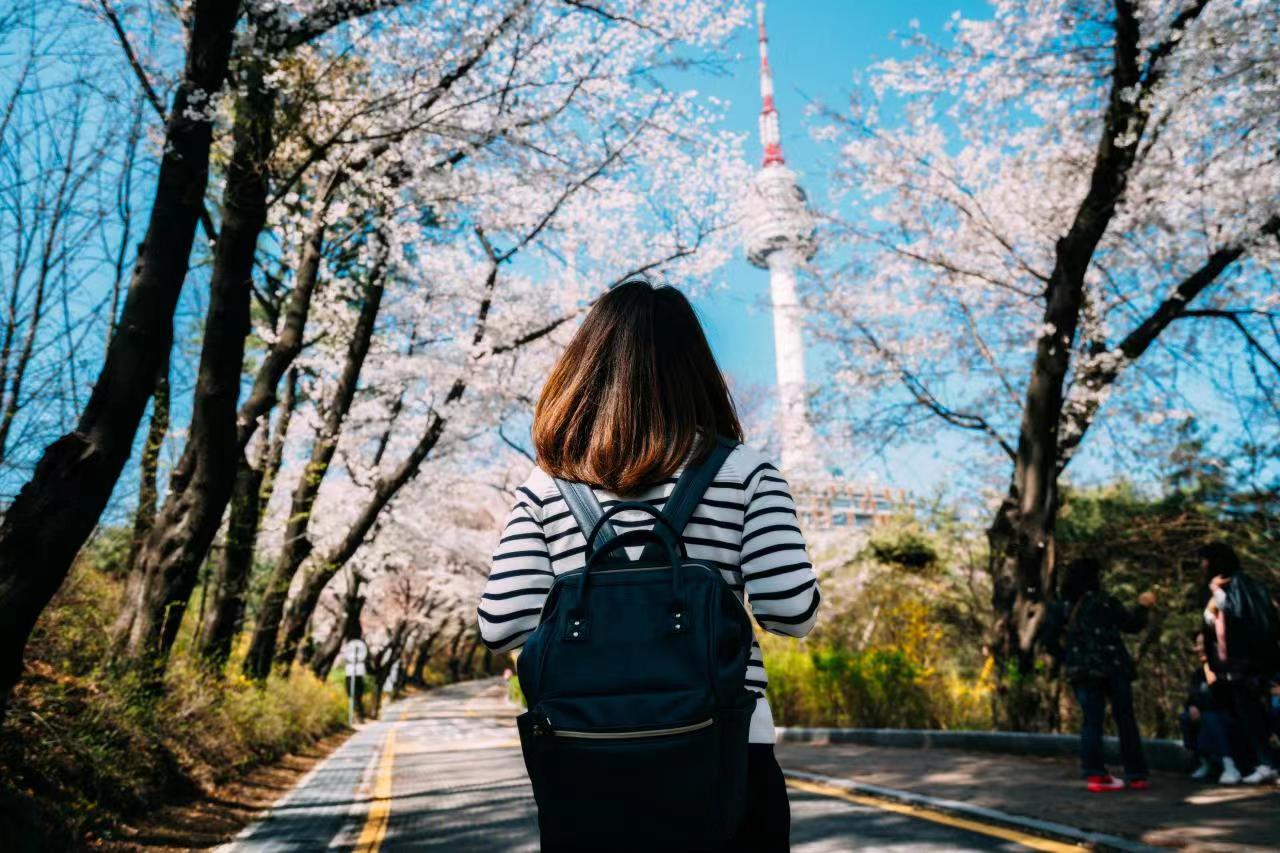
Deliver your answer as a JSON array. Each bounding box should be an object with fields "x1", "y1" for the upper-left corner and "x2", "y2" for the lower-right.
[{"x1": 533, "y1": 279, "x2": 743, "y2": 494}]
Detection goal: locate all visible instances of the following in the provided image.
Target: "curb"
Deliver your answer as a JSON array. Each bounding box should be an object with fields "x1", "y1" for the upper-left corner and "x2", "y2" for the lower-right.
[
  {"x1": 776, "y1": 727, "x2": 1192, "y2": 773},
  {"x1": 783, "y1": 768, "x2": 1159, "y2": 852}
]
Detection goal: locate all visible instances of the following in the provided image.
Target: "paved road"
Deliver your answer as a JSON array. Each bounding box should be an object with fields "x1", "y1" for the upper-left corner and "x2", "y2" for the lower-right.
[{"x1": 224, "y1": 680, "x2": 1043, "y2": 852}]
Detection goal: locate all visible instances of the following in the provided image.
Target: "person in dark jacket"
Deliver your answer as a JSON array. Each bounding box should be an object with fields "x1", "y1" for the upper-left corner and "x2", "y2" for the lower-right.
[
  {"x1": 1198, "y1": 542, "x2": 1279, "y2": 784},
  {"x1": 1179, "y1": 633, "x2": 1238, "y2": 782},
  {"x1": 1043, "y1": 556, "x2": 1155, "y2": 791}
]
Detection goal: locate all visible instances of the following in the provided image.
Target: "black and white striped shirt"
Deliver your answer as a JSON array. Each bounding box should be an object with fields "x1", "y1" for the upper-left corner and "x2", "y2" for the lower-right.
[{"x1": 477, "y1": 443, "x2": 821, "y2": 743}]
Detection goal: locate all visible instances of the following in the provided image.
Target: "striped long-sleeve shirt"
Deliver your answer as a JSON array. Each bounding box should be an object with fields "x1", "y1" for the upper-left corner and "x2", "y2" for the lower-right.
[{"x1": 477, "y1": 443, "x2": 820, "y2": 743}]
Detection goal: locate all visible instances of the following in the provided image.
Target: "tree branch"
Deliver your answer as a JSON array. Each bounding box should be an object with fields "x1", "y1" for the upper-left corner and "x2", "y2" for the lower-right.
[
  {"x1": 98, "y1": 0, "x2": 219, "y2": 241},
  {"x1": 854, "y1": 321, "x2": 1016, "y2": 461},
  {"x1": 1058, "y1": 214, "x2": 1280, "y2": 464}
]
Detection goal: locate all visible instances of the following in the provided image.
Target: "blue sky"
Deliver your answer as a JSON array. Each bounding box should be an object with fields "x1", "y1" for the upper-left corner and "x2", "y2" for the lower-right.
[{"x1": 685, "y1": 1, "x2": 992, "y2": 493}]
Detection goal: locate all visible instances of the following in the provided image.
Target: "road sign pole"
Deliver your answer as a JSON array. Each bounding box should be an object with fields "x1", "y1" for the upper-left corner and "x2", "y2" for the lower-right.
[{"x1": 348, "y1": 670, "x2": 355, "y2": 726}]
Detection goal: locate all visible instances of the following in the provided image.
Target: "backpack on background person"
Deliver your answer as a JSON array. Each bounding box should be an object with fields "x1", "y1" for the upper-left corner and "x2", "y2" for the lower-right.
[{"x1": 1221, "y1": 573, "x2": 1280, "y2": 674}]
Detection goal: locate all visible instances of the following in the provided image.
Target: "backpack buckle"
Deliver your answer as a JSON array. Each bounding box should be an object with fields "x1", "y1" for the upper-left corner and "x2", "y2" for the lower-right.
[
  {"x1": 668, "y1": 608, "x2": 686, "y2": 635},
  {"x1": 565, "y1": 614, "x2": 589, "y2": 642}
]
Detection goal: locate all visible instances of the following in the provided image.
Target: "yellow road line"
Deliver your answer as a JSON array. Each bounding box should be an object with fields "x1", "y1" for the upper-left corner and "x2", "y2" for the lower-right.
[
  {"x1": 354, "y1": 728, "x2": 398, "y2": 853},
  {"x1": 786, "y1": 778, "x2": 1081, "y2": 853}
]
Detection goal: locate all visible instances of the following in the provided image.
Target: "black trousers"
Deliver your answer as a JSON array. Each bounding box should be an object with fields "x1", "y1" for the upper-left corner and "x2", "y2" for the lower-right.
[
  {"x1": 1212, "y1": 679, "x2": 1276, "y2": 769},
  {"x1": 722, "y1": 744, "x2": 791, "y2": 852},
  {"x1": 1073, "y1": 674, "x2": 1147, "y2": 780}
]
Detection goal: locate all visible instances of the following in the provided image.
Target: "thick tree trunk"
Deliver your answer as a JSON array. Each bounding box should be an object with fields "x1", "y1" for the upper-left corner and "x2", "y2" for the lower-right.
[
  {"x1": 0, "y1": 0, "x2": 238, "y2": 707},
  {"x1": 127, "y1": 361, "x2": 170, "y2": 572},
  {"x1": 308, "y1": 625, "x2": 343, "y2": 682},
  {"x1": 982, "y1": 1, "x2": 1214, "y2": 727},
  {"x1": 244, "y1": 267, "x2": 386, "y2": 680},
  {"x1": 112, "y1": 69, "x2": 275, "y2": 673}
]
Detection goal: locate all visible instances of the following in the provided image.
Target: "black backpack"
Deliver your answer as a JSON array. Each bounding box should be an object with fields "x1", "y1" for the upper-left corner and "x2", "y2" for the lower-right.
[
  {"x1": 1224, "y1": 573, "x2": 1280, "y2": 673},
  {"x1": 515, "y1": 438, "x2": 755, "y2": 852}
]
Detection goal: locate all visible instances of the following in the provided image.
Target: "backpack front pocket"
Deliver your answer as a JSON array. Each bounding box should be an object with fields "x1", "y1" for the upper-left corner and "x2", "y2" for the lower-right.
[{"x1": 518, "y1": 710, "x2": 735, "y2": 850}]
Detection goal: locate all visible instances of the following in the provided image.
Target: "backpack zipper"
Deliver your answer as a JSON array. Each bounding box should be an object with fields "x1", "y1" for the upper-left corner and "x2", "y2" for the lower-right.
[{"x1": 540, "y1": 717, "x2": 714, "y2": 740}]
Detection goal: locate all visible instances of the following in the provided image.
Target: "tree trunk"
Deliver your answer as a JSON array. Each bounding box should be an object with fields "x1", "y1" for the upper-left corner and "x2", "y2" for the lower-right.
[
  {"x1": 409, "y1": 627, "x2": 443, "y2": 685},
  {"x1": 126, "y1": 360, "x2": 170, "y2": 572},
  {"x1": 459, "y1": 630, "x2": 482, "y2": 679},
  {"x1": 196, "y1": 369, "x2": 298, "y2": 666},
  {"x1": 196, "y1": 457, "x2": 264, "y2": 667},
  {"x1": 0, "y1": 0, "x2": 238, "y2": 707},
  {"x1": 311, "y1": 582, "x2": 365, "y2": 681},
  {"x1": 309, "y1": 625, "x2": 343, "y2": 682},
  {"x1": 111, "y1": 67, "x2": 275, "y2": 674},
  {"x1": 244, "y1": 262, "x2": 387, "y2": 679},
  {"x1": 445, "y1": 618, "x2": 468, "y2": 683}
]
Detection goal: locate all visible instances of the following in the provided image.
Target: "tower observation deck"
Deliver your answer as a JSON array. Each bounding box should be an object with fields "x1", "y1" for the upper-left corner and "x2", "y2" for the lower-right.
[{"x1": 743, "y1": 2, "x2": 903, "y2": 530}]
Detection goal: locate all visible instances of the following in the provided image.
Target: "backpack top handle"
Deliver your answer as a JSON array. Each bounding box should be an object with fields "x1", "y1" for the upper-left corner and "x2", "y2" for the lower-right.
[
  {"x1": 584, "y1": 501, "x2": 683, "y2": 557},
  {"x1": 581, "y1": 503, "x2": 687, "y2": 606},
  {"x1": 569, "y1": 517, "x2": 688, "y2": 641}
]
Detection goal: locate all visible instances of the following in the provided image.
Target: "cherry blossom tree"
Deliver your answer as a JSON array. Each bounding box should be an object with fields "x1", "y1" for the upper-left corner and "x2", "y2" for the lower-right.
[
  {"x1": 248, "y1": 82, "x2": 748, "y2": 674},
  {"x1": 202, "y1": 0, "x2": 749, "y2": 677},
  {"x1": 0, "y1": 0, "x2": 240, "y2": 708},
  {"x1": 0, "y1": 0, "x2": 748, "y2": 699},
  {"x1": 111, "y1": 0, "x2": 440, "y2": 674},
  {"x1": 812, "y1": 0, "x2": 1279, "y2": 723}
]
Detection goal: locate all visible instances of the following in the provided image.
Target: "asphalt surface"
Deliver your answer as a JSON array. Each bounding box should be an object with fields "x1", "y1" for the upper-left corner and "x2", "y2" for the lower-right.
[{"x1": 224, "y1": 680, "x2": 1035, "y2": 852}]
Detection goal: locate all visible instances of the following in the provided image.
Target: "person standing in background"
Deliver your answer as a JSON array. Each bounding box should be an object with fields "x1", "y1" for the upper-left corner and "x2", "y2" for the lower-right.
[
  {"x1": 1043, "y1": 557, "x2": 1156, "y2": 792},
  {"x1": 1198, "y1": 542, "x2": 1280, "y2": 785}
]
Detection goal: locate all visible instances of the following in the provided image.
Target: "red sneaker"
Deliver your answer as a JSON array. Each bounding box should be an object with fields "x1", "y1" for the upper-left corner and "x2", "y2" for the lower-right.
[
  {"x1": 1087, "y1": 774, "x2": 1125, "y2": 792},
  {"x1": 1126, "y1": 779, "x2": 1150, "y2": 791}
]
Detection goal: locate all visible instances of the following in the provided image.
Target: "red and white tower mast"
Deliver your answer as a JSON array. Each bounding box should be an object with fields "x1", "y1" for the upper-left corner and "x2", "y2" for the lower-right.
[{"x1": 744, "y1": 1, "x2": 819, "y2": 478}]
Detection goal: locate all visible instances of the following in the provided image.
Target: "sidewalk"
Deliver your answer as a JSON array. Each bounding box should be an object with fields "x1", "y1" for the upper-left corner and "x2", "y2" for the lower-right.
[{"x1": 775, "y1": 740, "x2": 1280, "y2": 851}]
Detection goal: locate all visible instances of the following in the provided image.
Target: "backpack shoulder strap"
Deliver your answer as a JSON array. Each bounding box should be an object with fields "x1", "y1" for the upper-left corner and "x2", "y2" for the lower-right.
[
  {"x1": 554, "y1": 479, "x2": 617, "y2": 556},
  {"x1": 641, "y1": 436, "x2": 736, "y2": 560}
]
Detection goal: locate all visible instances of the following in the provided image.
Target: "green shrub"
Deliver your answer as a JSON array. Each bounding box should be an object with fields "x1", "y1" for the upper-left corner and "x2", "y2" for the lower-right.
[
  {"x1": 507, "y1": 674, "x2": 526, "y2": 708},
  {"x1": 764, "y1": 642, "x2": 936, "y2": 728},
  {"x1": 866, "y1": 522, "x2": 938, "y2": 572}
]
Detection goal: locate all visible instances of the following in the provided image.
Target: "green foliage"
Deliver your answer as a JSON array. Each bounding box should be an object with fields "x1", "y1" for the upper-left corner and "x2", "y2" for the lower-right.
[
  {"x1": 866, "y1": 519, "x2": 939, "y2": 572},
  {"x1": 766, "y1": 643, "x2": 930, "y2": 728},
  {"x1": 507, "y1": 673, "x2": 526, "y2": 708},
  {"x1": 764, "y1": 509, "x2": 997, "y2": 731}
]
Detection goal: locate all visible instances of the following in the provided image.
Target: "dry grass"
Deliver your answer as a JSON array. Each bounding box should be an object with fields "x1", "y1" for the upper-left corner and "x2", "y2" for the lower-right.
[{"x1": 0, "y1": 555, "x2": 347, "y2": 850}]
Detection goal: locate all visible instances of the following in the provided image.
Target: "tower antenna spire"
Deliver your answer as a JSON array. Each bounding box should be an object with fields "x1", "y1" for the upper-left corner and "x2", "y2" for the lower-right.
[
  {"x1": 756, "y1": 1, "x2": 785, "y2": 167},
  {"x1": 745, "y1": 2, "x2": 818, "y2": 478}
]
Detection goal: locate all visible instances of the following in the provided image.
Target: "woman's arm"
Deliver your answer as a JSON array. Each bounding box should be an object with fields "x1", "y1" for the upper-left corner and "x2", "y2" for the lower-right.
[
  {"x1": 739, "y1": 460, "x2": 821, "y2": 637},
  {"x1": 477, "y1": 489, "x2": 554, "y2": 653}
]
